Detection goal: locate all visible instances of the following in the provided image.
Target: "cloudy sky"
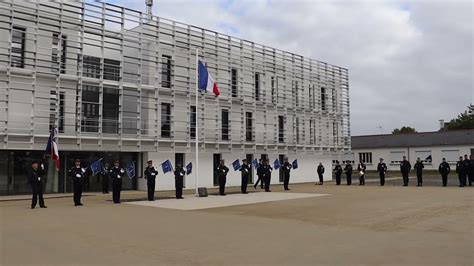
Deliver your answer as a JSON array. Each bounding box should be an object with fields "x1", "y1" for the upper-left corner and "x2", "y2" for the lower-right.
[{"x1": 108, "y1": 0, "x2": 472, "y2": 136}]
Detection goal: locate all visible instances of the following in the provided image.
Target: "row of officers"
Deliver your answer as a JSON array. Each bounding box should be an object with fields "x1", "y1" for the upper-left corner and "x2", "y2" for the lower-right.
[
  {"x1": 27, "y1": 155, "x2": 473, "y2": 209},
  {"x1": 326, "y1": 154, "x2": 474, "y2": 187}
]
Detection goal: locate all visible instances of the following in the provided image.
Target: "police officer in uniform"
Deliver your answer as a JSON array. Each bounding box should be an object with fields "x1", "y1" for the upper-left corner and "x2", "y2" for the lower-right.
[
  {"x1": 333, "y1": 160, "x2": 342, "y2": 185},
  {"x1": 400, "y1": 156, "x2": 411, "y2": 186},
  {"x1": 174, "y1": 162, "x2": 185, "y2": 199},
  {"x1": 254, "y1": 159, "x2": 264, "y2": 189},
  {"x1": 463, "y1": 155, "x2": 470, "y2": 186},
  {"x1": 216, "y1": 159, "x2": 229, "y2": 196},
  {"x1": 413, "y1": 157, "x2": 424, "y2": 187},
  {"x1": 344, "y1": 162, "x2": 353, "y2": 185},
  {"x1": 357, "y1": 161, "x2": 366, "y2": 186},
  {"x1": 455, "y1": 156, "x2": 466, "y2": 187},
  {"x1": 438, "y1": 158, "x2": 450, "y2": 187},
  {"x1": 262, "y1": 159, "x2": 273, "y2": 192},
  {"x1": 68, "y1": 159, "x2": 86, "y2": 206},
  {"x1": 317, "y1": 163, "x2": 325, "y2": 185},
  {"x1": 377, "y1": 158, "x2": 388, "y2": 186},
  {"x1": 101, "y1": 162, "x2": 110, "y2": 194},
  {"x1": 282, "y1": 157, "x2": 292, "y2": 190},
  {"x1": 240, "y1": 159, "x2": 250, "y2": 194},
  {"x1": 144, "y1": 160, "x2": 158, "y2": 201},
  {"x1": 110, "y1": 160, "x2": 125, "y2": 203},
  {"x1": 28, "y1": 161, "x2": 47, "y2": 209},
  {"x1": 468, "y1": 155, "x2": 474, "y2": 186}
]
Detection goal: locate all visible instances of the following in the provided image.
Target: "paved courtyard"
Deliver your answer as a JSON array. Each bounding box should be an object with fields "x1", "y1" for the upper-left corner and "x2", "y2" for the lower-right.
[{"x1": 1, "y1": 182, "x2": 472, "y2": 265}]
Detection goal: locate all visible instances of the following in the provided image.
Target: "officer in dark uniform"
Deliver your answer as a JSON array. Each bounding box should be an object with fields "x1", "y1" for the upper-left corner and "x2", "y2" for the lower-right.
[
  {"x1": 282, "y1": 157, "x2": 292, "y2": 190},
  {"x1": 240, "y1": 159, "x2": 250, "y2": 194},
  {"x1": 101, "y1": 162, "x2": 110, "y2": 194},
  {"x1": 344, "y1": 162, "x2": 353, "y2": 185},
  {"x1": 254, "y1": 159, "x2": 264, "y2": 189},
  {"x1": 377, "y1": 158, "x2": 388, "y2": 186},
  {"x1": 262, "y1": 159, "x2": 273, "y2": 192},
  {"x1": 28, "y1": 161, "x2": 47, "y2": 209},
  {"x1": 462, "y1": 155, "x2": 470, "y2": 186},
  {"x1": 144, "y1": 160, "x2": 158, "y2": 201},
  {"x1": 400, "y1": 156, "x2": 411, "y2": 186},
  {"x1": 413, "y1": 157, "x2": 424, "y2": 187},
  {"x1": 357, "y1": 161, "x2": 366, "y2": 186},
  {"x1": 68, "y1": 159, "x2": 86, "y2": 206},
  {"x1": 333, "y1": 160, "x2": 342, "y2": 185},
  {"x1": 174, "y1": 162, "x2": 185, "y2": 199},
  {"x1": 317, "y1": 163, "x2": 325, "y2": 185},
  {"x1": 468, "y1": 155, "x2": 474, "y2": 186},
  {"x1": 455, "y1": 156, "x2": 466, "y2": 187},
  {"x1": 216, "y1": 159, "x2": 229, "y2": 196},
  {"x1": 438, "y1": 158, "x2": 450, "y2": 187},
  {"x1": 110, "y1": 160, "x2": 125, "y2": 203}
]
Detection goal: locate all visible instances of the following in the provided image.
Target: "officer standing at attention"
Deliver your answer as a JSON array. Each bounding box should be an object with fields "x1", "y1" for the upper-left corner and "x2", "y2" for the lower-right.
[
  {"x1": 317, "y1": 162, "x2": 325, "y2": 185},
  {"x1": 240, "y1": 159, "x2": 250, "y2": 194},
  {"x1": 400, "y1": 156, "x2": 411, "y2": 186},
  {"x1": 282, "y1": 157, "x2": 293, "y2": 190},
  {"x1": 216, "y1": 159, "x2": 229, "y2": 196},
  {"x1": 462, "y1": 155, "x2": 470, "y2": 186},
  {"x1": 68, "y1": 159, "x2": 86, "y2": 206},
  {"x1": 468, "y1": 155, "x2": 474, "y2": 186},
  {"x1": 144, "y1": 160, "x2": 158, "y2": 201},
  {"x1": 101, "y1": 162, "x2": 110, "y2": 194},
  {"x1": 174, "y1": 162, "x2": 185, "y2": 199},
  {"x1": 455, "y1": 156, "x2": 466, "y2": 187},
  {"x1": 333, "y1": 161, "x2": 342, "y2": 185},
  {"x1": 413, "y1": 157, "x2": 425, "y2": 187},
  {"x1": 28, "y1": 161, "x2": 47, "y2": 209},
  {"x1": 377, "y1": 158, "x2": 388, "y2": 186},
  {"x1": 357, "y1": 160, "x2": 366, "y2": 186},
  {"x1": 344, "y1": 162, "x2": 353, "y2": 185},
  {"x1": 110, "y1": 160, "x2": 125, "y2": 203},
  {"x1": 254, "y1": 159, "x2": 264, "y2": 189},
  {"x1": 438, "y1": 158, "x2": 451, "y2": 187},
  {"x1": 262, "y1": 159, "x2": 273, "y2": 192}
]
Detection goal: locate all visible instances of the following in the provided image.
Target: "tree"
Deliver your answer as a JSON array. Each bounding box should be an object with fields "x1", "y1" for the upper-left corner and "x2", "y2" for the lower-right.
[
  {"x1": 446, "y1": 105, "x2": 474, "y2": 130},
  {"x1": 392, "y1": 126, "x2": 417, "y2": 134}
]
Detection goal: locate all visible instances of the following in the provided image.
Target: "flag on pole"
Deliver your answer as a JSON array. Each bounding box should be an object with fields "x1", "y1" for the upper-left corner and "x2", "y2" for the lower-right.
[
  {"x1": 232, "y1": 159, "x2": 241, "y2": 171},
  {"x1": 252, "y1": 159, "x2": 259, "y2": 169},
  {"x1": 162, "y1": 160, "x2": 173, "y2": 174},
  {"x1": 198, "y1": 60, "x2": 220, "y2": 96},
  {"x1": 90, "y1": 159, "x2": 102, "y2": 176},
  {"x1": 273, "y1": 159, "x2": 281, "y2": 170},
  {"x1": 126, "y1": 162, "x2": 135, "y2": 178},
  {"x1": 186, "y1": 162, "x2": 193, "y2": 175},
  {"x1": 45, "y1": 127, "x2": 60, "y2": 171},
  {"x1": 292, "y1": 159, "x2": 299, "y2": 170}
]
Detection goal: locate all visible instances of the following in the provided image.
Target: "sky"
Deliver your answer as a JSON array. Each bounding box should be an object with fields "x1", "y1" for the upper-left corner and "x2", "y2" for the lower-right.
[{"x1": 107, "y1": 0, "x2": 473, "y2": 136}]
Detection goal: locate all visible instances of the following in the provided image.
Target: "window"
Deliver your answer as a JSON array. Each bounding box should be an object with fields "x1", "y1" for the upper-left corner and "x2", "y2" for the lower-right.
[
  {"x1": 161, "y1": 55, "x2": 172, "y2": 88},
  {"x1": 359, "y1": 152, "x2": 372, "y2": 164},
  {"x1": 309, "y1": 119, "x2": 314, "y2": 145},
  {"x1": 271, "y1": 76, "x2": 276, "y2": 104},
  {"x1": 81, "y1": 85, "x2": 100, "y2": 132},
  {"x1": 231, "y1": 68, "x2": 238, "y2": 98},
  {"x1": 11, "y1": 27, "x2": 25, "y2": 68},
  {"x1": 278, "y1": 115, "x2": 284, "y2": 143},
  {"x1": 415, "y1": 150, "x2": 432, "y2": 163},
  {"x1": 161, "y1": 103, "x2": 171, "y2": 138},
  {"x1": 295, "y1": 117, "x2": 300, "y2": 144},
  {"x1": 104, "y1": 58, "x2": 120, "y2": 81},
  {"x1": 390, "y1": 151, "x2": 406, "y2": 164},
  {"x1": 321, "y1": 87, "x2": 326, "y2": 111},
  {"x1": 332, "y1": 89, "x2": 337, "y2": 112},
  {"x1": 245, "y1": 112, "x2": 253, "y2": 141},
  {"x1": 83, "y1": 55, "x2": 101, "y2": 78},
  {"x1": 221, "y1": 109, "x2": 229, "y2": 141},
  {"x1": 254, "y1": 73, "x2": 260, "y2": 101},
  {"x1": 441, "y1": 150, "x2": 459, "y2": 163},
  {"x1": 102, "y1": 87, "x2": 119, "y2": 134},
  {"x1": 122, "y1": 88, "x2": 139, "y2": 134},
  {"x1": 49, "y1": 91, "x2": 65, "y2": 133},
  {"x1": 190, "y1": 106, "x2": 196, "y2": 139},
  {"x1": 52, "y1": 33, "x2": 67, "y2": 73},
  {"x1": 293, "y1": 81, "x2": 299, "y2": 107}
]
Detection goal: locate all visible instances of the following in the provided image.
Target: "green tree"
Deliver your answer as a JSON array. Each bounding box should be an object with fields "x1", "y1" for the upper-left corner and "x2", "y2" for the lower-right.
[
  {"x1": 392, "y1": 126, "x2": 417, "y2": 134},
  {"x1": 447, "y1": 105, "x2": 474, "y2": 130}
]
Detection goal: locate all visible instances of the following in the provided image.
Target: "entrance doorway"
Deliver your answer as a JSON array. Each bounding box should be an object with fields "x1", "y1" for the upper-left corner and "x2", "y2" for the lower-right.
[{"x1": 213, "y1": 153, "x2": 221, "y2": 186}]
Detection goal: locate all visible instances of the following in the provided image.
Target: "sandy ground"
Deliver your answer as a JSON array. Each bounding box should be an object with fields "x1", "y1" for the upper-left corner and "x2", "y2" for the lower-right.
[{"x1": 1, "y1": 181, "x2": 473, "y2": 265}]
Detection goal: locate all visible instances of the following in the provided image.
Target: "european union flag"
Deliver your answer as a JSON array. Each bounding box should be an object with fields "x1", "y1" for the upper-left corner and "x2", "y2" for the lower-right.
[
  {"x1": 126, "y1": 162, "x2": 135, "y2": 178},
  {"x1": 273, "y1": 159, "x2": 281, "y2": 170},
  {"x1": 292, "y1": 159, "x2": 298, "y2": 169},
  {"x1": 232, "y1": 159, "x2": 241, "y2": 171},
  {"x1": 162, "y1": 159, "x2": 173, "y2": 174},
  {"x1": 90, "y1": 159, "x2": 102, "y2": 176},
  {"x1": 252, "y1": 159, "x2": 258, "y2": 169},
  {"x1": 186, "y1": 162, "x2": 192, "y2": 175}
]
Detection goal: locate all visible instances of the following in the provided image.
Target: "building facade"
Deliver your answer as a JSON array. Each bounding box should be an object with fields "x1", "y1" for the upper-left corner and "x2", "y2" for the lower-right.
[{"x1": 0, "y1": 1, "x2": 350, "y2": 195}]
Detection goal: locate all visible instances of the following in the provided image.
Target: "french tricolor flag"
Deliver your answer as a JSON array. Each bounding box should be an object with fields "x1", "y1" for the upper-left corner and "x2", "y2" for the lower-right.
[
  {"x1": 45, "y1": 127, "x2": 60, "y2": 171},
  {"x1": 198, "y1": 60, "x2": 220, "y2": 96}
]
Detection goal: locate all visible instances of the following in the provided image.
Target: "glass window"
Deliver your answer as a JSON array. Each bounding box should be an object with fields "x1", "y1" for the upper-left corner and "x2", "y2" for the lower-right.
[
  {"x1": 49, "y1": 91, "x2": 65, "y2": 133},
  {"x1": 83, "y1": 55, "x2": 101, "y2": 79},
  {"x1": 222, "y1": 109, "x2": 229, "y2": 141},
  {"x1": 104, "y1": 58, "x2": 120, "y2": 81},
  {"x1": 254, "y1": 73, "x2": 260, "y2": 101},
  {"x1": 102, "y1": 87, "x2": 119, "y2": 134},
  {"x1": 52, "y1": 33, "x2": 67, "y2": 73},
  {"x1": 246, "y1": 112, "x2": 253, "y2": 141},
  {"x1": 271, "y1": 76, "x2": 276, "y2": 104},
  {"x1": 122, "y1": 88, "x2": 139, "y2": 134},
  {"x1": 389, "y1": 151, "x2": 406, "y2": 164},
  {"x1": 161, "y1": 55, "x2": 172, "y2": 88},
  {"x1": 441, "y1": 150, "x2": 459, "y2": 163},
  {"x1": 231, "y1": 68, "x2": 238, "y2": 98},
  {"x1": 278, "y1": 115, "x2": 285, "y2": 143},
  {"x1": 190, "y1": 106, "x2": 196, "y2": 139},
  {"x1": 359, "y1": 152, "x2": 372, "y2": 164},
  {"x1": 81, "y1": 85, "x2": 100, "y2": 132},
  {"x1": 321, "y1": 87, "x2": 326, "y2": 111},
  {"x1": 161, "y1": 103, "x2": 171, "y2": 137},
  {"x1": 295, "y1": 117, "x2": 300, "y2": 144},
  {"x1": 415, "y1": 150, "x2": 432, "y2": 163},
  {"x1": 11, "y1": 27, "x2": 25, "y2": 68}
]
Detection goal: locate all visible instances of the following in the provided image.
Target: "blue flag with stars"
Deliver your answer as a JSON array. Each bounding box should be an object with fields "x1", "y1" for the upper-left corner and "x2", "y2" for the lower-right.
[
  {"x1": 252, "y1": 159, "x2": 258, "y2": 169},
  {"x1": 273, "y1": 159, "x2": 281, "y2": 170},
  {"x1": 292, "y1": 159, "x2": 298, "y2": 170},
  {"x1": 126, "y1": 162, "x2": 135, "y2": 179},
  {"x1": 90, "y1": 159, "x2": 102, "y2": 176},
  {"x1": 232, "y1": 159, "x2": 241, "y2": 171},
  {"x1": 162, "y1": 159, "x2": 173, "y2": 174},
  {"x1": 186, "y1": 162, "x2": 192, "y2": 175}
]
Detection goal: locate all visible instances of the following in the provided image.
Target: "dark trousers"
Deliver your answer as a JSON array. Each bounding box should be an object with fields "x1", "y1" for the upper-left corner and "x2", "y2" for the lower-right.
[
  {"x1": 417, "y1": 173, "x2": 423, "y2": 186},
  {"x1": 102, "y1": 176, "x2": 109, "y2": 194},
  {"x1": 264, "y1": 175, "x2": 271, "y2": 191},
  {"x1": 379, "y1": 173, "x2": 385, "y2": 186},
  {"x1": 219, "y1": 176, "x2": 226, "y2": 195},
  {"x1": 283, "y1": 173, "x2": 290, "y2": 190},
  {"x1": 402, "y1": 172, "x2": 409, "y2": 185},
  {"x1": 112, "y1": 180, "x2": 122, "y2": 203},
  {"x1": 255, "y1": 175, "x2": 264, "y2": 188},
  {"x1": 318, "y1": 173, "x2": 324, "y2": 184},
  {"x1": 175, "y1": 178, "x2": 183, "y2": 198},
  {"x1": 241, "y1": 175, "x2": 249, "y2": 193},
  {"x1": 335, "y1": 173, "x2": 341, "y2": 185},
  {"x1": 147, "y1": 180, "x2": 155, "y2": 201},
  {"x1": 441, "y1": 174, "x2": 448, "y2": 186},
  {"x1": 359, "y1": 175, "x2": 365, "y2": 185},
  {"x1": 346, "y1": 174, "x2": 352, "y2": 185},
  {"x1": 31, "y1": 182, "x2": 45, "y2": 208},
  {"x1": 458, "y1": 174, "x2": 466, "y2": 187},
  {"x1": 73, "y1": 180, "x2": 83, "y2": 205}
]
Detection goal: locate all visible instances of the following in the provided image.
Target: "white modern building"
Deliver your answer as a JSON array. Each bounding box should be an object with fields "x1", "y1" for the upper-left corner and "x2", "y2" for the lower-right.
[
  {"x1": 351, "y1": 130, "x2": 474, "y2": 171},
  {"x1": 0, "y1": 0, "x2": 350, "y2": 195}
]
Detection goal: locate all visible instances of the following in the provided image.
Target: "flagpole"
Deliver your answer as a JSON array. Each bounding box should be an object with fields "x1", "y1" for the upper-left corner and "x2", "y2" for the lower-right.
[{"x1": 195, "y1": 48, "x2": 199, "y2": 197}]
